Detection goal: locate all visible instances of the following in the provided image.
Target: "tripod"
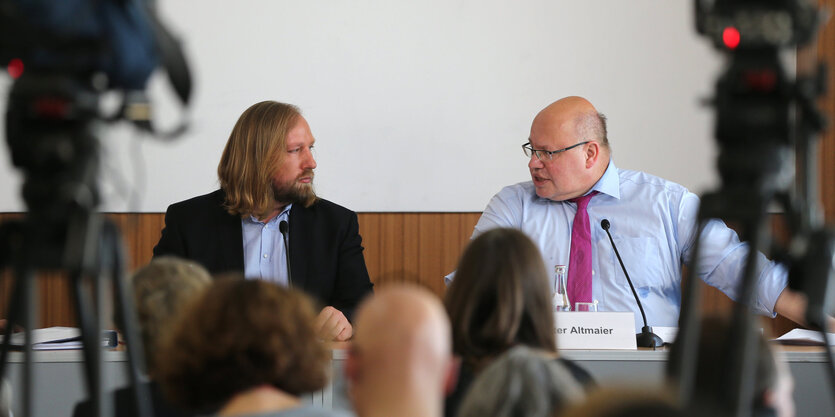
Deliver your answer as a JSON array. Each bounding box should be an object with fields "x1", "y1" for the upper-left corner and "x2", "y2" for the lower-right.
[
  {"x1": 0, "y1": 208, "x2": 152, "y2": 417},
  {"x1": 668, "y1": 1, "x2": 835, "y2": 414}
]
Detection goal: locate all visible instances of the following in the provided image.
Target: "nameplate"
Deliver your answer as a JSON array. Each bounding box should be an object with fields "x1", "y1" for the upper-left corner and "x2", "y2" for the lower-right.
[{"x1": 553, "y1": 312, "x2": 637, "y2": 350}]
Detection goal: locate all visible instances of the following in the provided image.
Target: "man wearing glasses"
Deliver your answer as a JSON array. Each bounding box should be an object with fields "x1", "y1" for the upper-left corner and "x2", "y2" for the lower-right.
[{"x1": 455, "y1": 95, "x2": 809, "y2": 331}]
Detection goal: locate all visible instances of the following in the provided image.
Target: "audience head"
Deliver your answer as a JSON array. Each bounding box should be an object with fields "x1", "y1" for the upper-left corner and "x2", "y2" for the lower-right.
[
  {"x1": 668, "y1": 315, "x2": 794, "y2": 417},
  {"x1": 457, "y1": 345, "x2": 584, "y2": 417},
  {"x1": 118, "y1": 256, "x2": 211, "y2": 375},
  {"x1": 156, "y1": 278, "x2": 329, "y2": 413},
  {"x1": 527, "y1": 96, "x2": 609, "y2": 201},
  {"x1": 218, "y1": 100, "x2": 317, "y2": 219},
  {"x1": 445, "y1": 228, "x2": 555, "y2": 369},
  {"x1": 347, "y1": 285, "x2": 456, "y2": 417}
]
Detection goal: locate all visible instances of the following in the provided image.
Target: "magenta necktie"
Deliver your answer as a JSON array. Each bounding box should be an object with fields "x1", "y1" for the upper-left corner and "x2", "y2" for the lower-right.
[{"x1": 567, "y1": 191, "x2": 597, "y2": 306}]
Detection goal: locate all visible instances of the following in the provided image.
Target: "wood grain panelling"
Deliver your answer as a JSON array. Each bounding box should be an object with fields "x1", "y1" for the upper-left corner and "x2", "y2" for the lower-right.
[
  {"x1": 798, "y1": 0, "x2": 835, "y2": 221},
  {"x1": 357, "y1": 212, "x2": 480, "y2": 296},
  {"x1": 819, "y1": 0, "x2": 835, "y2": 221},
  {"x1": 0, "y1": 211, "x2": 805, "y2": 335}
]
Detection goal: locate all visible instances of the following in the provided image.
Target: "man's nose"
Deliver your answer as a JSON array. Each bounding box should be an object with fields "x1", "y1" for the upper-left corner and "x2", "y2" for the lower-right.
[
  {"x1": 304, "y1": 149, "x2": 317, "y2": 170},
  {"x1": 528, "y1": 154, "x2": 543, "y2": 169}
]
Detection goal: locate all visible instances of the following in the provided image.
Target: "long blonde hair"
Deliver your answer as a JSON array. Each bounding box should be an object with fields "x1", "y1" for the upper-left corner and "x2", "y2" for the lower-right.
[{"x1": 217, "y1": 101, "x2": 301, "y2": 218}]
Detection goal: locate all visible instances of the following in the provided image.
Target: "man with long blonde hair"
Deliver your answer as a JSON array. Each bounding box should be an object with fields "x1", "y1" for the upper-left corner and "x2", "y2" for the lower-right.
[{"x1": 154, "y1": 101, "x2": 373, "y2": 341}]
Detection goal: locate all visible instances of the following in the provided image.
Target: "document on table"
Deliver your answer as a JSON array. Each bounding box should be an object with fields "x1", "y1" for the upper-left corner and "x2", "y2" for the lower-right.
[
  {"x1": 0, "y1": 327, "x2": 118, "y2": 350},
  {"x1": 775, "y1": 328, "x2": 835, "y2": 346},
  {"x1": 652, "y1": 326, "x2": 678, "y2": 344}
]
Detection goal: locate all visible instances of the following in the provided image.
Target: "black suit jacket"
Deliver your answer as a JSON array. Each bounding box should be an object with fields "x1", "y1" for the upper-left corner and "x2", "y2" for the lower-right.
[{"x1": 153, "y1": 189, "x2": 373, "y2": 319}]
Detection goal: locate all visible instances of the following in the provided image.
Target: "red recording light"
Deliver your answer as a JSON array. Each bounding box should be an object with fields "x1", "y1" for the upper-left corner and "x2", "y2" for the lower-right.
[
  {"x1": 743, "y1": 70, "x2": 777, "y2": 92},
  {"x1": 7, "y1": 58, "x2": 24, "y2": 79},
  {"x1": 723, "y1": 27, "x2": 741, "y2": 49}
]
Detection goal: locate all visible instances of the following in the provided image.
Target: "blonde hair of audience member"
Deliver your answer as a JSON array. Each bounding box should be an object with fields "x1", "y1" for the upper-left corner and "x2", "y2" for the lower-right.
[
  {"x1": 217, "y1": 100, "x2": 316, "y2": 220},
  {"x1": 346, "y1": 285, "x2": 457, "y2": 417},
  {"x1": 457, "y1": 345, "x2": 584, "y2": 417},
  {"x1": 561, "y1": 388, "x2": 687, "y2": 417},
  {"x1": 115, "y1": 256, "x2": 211, "y2": 375},
  {"x1": 156, "y1": 278, "x2": 330, "y2": 415},
  {"x1": 445, "y1": 228, "x2": 556, "y2": 370},
  {"x1": 668, "y1": 316, "x2": 795, "y2": 417}
]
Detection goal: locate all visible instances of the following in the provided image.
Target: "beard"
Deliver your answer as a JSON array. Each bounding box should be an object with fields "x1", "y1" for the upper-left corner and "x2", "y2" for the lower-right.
[{"x1": 272, "y1": 170, "x2": 317, "y2": 207}]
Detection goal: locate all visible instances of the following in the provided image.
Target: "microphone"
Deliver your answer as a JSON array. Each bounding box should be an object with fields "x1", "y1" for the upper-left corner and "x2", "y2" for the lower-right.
[
  {"x1": 600, "y1": 219, "x2": 663, "y2": 348},
  {"x1": 279, "y1": 220, "x2": 293, "y2": 287}
]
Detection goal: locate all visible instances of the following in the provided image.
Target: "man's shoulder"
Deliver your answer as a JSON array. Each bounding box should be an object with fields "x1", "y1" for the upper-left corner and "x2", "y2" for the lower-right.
[
  {"x1": 167, "y1": 189, "x2": 225, "y2": 212},
  {"x1": 617, "y1": 168, "x2": 690, "y2": 196},
  {"x1": 495, "y1": 181, "x2": 537, "y2": 200},
  {"x1": 299, "y1": 198, "x2": 357, "y2": 218},
  {"x1": 485, "y1": 181, "x2": 550, "y2": 211}
]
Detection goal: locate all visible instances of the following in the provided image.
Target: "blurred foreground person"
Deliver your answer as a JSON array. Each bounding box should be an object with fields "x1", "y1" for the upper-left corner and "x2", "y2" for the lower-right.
[
  {"x1": 72, "y1": 256, "x2": 211, "y2": 417},
  {"x1": 457, "y1": 345, "x2": 584, "y2": 417},
  {"x1": 668, "y1": 316, "x2": 795, "y2": 417},
  {"x1": 157, "y1": 278, "x2": 350, "y2": 417},
  {"x1": 444, "y1": 228, "x2": 594, "y2": 416},
  {"x1": 346, "y1": 286, "x2": 458, "y2": 417}
]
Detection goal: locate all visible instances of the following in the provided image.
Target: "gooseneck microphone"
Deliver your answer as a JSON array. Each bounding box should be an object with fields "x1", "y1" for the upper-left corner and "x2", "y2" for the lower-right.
[
  {"x1": 279, "y1": 220, "x2": 293, "y2": 287},
  {"x1": 600, "y1": 219, "x2": 663, "y2": 348}
]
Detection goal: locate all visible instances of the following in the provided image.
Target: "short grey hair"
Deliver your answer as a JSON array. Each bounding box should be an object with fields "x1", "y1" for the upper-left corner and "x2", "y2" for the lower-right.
[
  {"x1": 577, "y1": 112, "x2": 609, "y2": 149},
  {"x1": 457, "y1": 345, "x2": 585, "y2": 417},
  {"x1": 121, "y1": 256, "x2": 212, "y2": 374}
]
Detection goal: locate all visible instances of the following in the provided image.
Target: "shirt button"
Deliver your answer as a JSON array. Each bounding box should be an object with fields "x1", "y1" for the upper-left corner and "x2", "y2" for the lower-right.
[{"x1": 263, "y1": 253, "x2": 268, "y2": 259}]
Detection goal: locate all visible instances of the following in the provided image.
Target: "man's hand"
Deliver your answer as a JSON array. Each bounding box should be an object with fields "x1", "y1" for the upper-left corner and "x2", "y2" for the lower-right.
[{"x1": 316, "y1": 306, "x2": 353, "y2": 341}]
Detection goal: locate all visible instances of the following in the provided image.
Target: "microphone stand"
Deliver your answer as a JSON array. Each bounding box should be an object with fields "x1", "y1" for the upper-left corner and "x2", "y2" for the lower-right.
[
  {"x1": 279, "y1": 220, "x2": 292, "y2": 287},
  {"x1": 600, "y1": 219, "x2": 663, "y2": 348}
]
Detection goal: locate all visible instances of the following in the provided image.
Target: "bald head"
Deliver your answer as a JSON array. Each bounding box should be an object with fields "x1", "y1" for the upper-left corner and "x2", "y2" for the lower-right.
[
  {"x1": 527, "y1": 96, "x2": 610, "y2": 201},
  {"x1": 348, "y1": 286, "x2": 454, "y2": 417},
  {"x1": 532, "y1": 96, "x2": 608, "y2": 148},
  {"x1": 353, "y1": 285, "x2": 451, "y2": 370}
]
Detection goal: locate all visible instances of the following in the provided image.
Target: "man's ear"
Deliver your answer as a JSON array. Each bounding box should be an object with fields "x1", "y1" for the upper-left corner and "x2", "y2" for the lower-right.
[
  {"x1": 585, "y1": 141, "x2": 600, "y2": 169},
  {"x1": 443, "y1": 356, "x2": 462, "y2": 396}
]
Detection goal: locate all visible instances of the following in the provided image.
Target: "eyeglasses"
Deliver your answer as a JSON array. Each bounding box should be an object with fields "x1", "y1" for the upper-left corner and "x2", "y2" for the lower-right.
[{"x1": 522, "y1": 141, "x2": 590, "y2": 161}]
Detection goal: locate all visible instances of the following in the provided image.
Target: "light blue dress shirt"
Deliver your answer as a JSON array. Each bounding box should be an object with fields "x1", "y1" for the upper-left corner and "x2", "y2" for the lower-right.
[
  {"x1": 242, "y1": 204, "x2": 292, "y2": 286},
  {"x1": 451, "y1": 161, "x2": 787, "y2": 331}
]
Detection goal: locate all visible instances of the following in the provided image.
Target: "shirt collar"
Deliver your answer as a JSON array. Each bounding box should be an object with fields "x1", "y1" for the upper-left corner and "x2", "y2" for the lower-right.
[
  {"x1": 245, "y1": 203, "x2": 293, "y2": 225},
  {"x1": 589, "y1": 159, "x2": 620, "y2": 200}
]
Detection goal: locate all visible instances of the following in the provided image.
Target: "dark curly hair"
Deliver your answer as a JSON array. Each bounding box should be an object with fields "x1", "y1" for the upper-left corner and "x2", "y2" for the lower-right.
[{"x1": 155, "y1": 278, "x2": 329, "y2": 412}]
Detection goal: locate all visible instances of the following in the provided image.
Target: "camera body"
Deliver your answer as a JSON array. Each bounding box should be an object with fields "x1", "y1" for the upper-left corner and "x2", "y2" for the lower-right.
[{"x1": 1, "y1": 0, "x2": 160, "y2": 220}]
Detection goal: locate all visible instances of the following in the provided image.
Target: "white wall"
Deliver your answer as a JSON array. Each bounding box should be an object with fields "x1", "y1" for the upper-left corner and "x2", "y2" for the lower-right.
[{"x1": 0, "y1": 0, "x2": 722, "y2": 213}]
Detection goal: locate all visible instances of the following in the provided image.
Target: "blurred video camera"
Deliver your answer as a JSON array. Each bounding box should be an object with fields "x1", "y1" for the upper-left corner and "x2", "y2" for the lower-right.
[
  {"x1": 696, "y1": 0, "x2": 824, "y2": 195},
  {"x1": 696, "y1": 0, "x2": 832, "y2": 330},
  {"x1": 0, "y1": 0, "x2": 190, "y2": 221}
]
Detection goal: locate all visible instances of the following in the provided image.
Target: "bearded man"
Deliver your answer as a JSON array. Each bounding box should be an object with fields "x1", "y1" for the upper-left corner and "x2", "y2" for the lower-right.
[{"x1": 153, "y1": 101, "x2": 373, "y2": 341}]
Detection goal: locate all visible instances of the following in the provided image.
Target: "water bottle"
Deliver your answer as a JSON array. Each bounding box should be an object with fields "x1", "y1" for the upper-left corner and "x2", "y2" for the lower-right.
[{"x1": 553, "y1": 265, "x2": 570, "y2": 312}]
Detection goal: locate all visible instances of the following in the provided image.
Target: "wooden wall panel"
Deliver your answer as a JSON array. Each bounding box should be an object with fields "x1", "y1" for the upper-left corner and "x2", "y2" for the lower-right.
[
  {"x1": 357, "y1": 212, "x2": 480, "y2": 296},
  {"x1": 0, "y1": 211, "x2": 805, "y2": 336},
  {"x1": 798, "y1": 0, "x2": 835, "y2": 221},
  {"x1": 817, "y1": 0, "x2": 835, "y2": 221}
]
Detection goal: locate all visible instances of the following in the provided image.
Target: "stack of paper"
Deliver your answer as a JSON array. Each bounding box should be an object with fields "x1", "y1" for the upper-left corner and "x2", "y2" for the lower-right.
[
  {"x1": 1, "y1": 327, "x2": 118, "y2": 350},
  {"x1": 775, "y1": 329, "x2": 835, "y2": 346}
]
